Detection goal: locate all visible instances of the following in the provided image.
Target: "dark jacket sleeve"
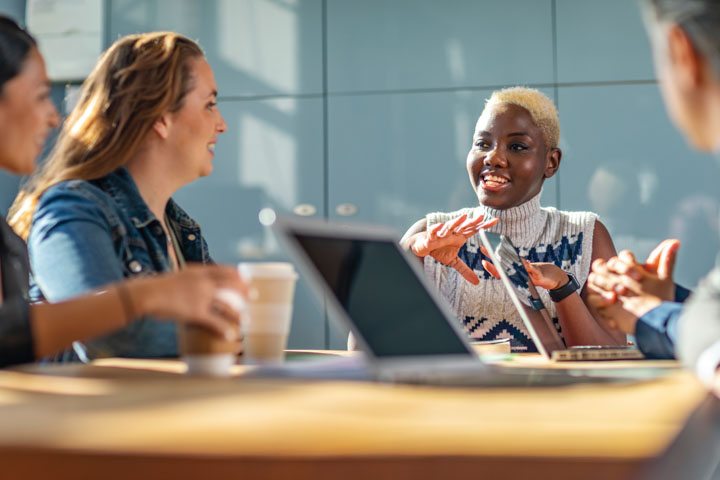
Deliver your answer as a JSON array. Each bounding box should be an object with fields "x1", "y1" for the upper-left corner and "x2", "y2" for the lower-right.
[
  {"x1": 631, "y1": 283, "x2": 691, "y2": 359},
  {"x1": 635, "y1": 302, "x2": 683, "y2": 359},
  {"x1": 0, "y1": 297, "x2": 33, "y2": 367},
  {"x1": 0, "y1": 218, "x2": 35, "y2": 367}
]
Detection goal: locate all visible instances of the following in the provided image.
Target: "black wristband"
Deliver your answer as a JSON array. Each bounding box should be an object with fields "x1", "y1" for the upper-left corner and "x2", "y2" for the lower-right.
[{"x1": 549, "y1": 273, "x2": 580, "y2": 303}]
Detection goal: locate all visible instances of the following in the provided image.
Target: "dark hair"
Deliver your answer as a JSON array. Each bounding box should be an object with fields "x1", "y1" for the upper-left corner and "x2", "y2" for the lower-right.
[
  {"x1": 642, "y1": 0, "x2": 720, "y2": 77},
  {"x1": 0, "y1": 15, "x2": 36, "y2": 93}
]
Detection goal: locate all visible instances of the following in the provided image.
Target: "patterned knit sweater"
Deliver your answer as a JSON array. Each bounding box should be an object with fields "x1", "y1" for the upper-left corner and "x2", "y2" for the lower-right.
[{"x1": 424, "y1": 193, "x2": 597, "y2": 352}]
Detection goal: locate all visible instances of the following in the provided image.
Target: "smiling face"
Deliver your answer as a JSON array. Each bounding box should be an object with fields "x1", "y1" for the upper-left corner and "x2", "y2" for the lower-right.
[
  {"x1": 165, "y1": 57, "x2": 227, "y2": 183},
  {"x1": 0, "y1": 47, "x2": 59, "y2": 175},
  {"x1": 467, "y1": 102, "x2": 560, "y2": 209}
]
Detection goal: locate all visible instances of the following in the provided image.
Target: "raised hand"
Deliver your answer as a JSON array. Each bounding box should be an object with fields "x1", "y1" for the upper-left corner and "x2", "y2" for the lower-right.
[
  {"x1": 480, "y1": 247, "x2": 568, "y2": 290},
  {"x1": 608, "y1": 239, "x2": 679, "y2": 301},
  {"x1": 410, "y1": 213, "x2": 498, "y2": 285},
  {"x1": 521, "y1": 259, "x2": 569, "y2": 290},
  {"x1": 588, "y1": 239, "x2": 679, "y2": 304},
  {"x1": 587, "y1": 256, "x2": 663, "y2": 327}
]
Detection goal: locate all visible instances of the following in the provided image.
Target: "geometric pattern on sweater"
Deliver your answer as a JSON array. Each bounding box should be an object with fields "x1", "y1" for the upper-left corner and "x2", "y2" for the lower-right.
[
  {"x1": 462, "y1": 316, "x2": 538, "y2": 353},
  {"x1": 424, "y1": 192, "x2": 598, "y2": 353}
]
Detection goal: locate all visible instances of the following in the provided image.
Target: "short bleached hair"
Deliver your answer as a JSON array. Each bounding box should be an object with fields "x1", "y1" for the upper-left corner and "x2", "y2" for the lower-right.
[{"x1": 482, "y1": 87, "x2": 560, "y2": 148}]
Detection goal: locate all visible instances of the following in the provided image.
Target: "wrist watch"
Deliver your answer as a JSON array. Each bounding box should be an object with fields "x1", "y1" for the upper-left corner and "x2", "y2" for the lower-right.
[{"x1": 549, "y1": 273, "x2": 580, "y2": 303}]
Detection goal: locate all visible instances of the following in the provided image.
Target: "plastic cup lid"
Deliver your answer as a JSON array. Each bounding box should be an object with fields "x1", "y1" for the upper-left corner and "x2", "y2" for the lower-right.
[{"x1": 238, "y1": 262, "x2": 298, "y2": 279}]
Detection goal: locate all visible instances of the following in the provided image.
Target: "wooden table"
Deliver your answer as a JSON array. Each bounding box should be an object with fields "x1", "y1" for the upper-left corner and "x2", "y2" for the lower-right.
[{"x1": 0, "y1": 352, "x2": 714, "y2": 480}]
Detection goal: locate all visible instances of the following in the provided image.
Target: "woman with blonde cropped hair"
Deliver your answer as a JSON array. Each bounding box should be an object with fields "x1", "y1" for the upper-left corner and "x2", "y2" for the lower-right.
[
  {"x1": 401, "y1": 87, "x2": 624, "y2": 352},
  {"x1": 9, "y1": 31, "x2": 229, "y2": 361}
]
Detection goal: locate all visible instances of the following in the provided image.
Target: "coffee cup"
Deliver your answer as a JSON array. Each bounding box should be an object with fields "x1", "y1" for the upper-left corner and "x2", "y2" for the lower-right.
[
  {"x1": 178, "y1": 288, "x2": 243, "y2": 377},
  {"x1": 238, "y1": 262, "x2": 298, "y2": 365}
]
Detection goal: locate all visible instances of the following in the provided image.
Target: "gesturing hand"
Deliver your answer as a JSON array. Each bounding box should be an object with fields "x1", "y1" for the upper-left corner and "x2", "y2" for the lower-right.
[
  {"x1": 480, "y1": 249, "x2": 568, "y2": 290},
  {"x1": 608, "y1": 239, "x2": 679, "y2": 301},
  {"x1": 586, "y1": 239, "x2": 679, "y2": 325},
  {"x1": 411, "y1": 213, "x2": 498, "y2": 285}
]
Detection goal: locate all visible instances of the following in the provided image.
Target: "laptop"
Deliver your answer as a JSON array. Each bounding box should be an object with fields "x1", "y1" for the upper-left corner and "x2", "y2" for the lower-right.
[
  {"x1": 272, "y1": 217, "x2": 648, "y2": 386},
  {"x1": 477, "y1": 230, "x2": 645, "y2": 361}
]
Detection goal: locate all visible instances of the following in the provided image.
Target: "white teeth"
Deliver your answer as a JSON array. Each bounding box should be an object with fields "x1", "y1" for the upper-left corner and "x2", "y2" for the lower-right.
[
  {"x1": 483, "y1": 174, "x2": 508, "y2": 184},
  {"x1": 208, "y1": 144, "x2": 215, "y2": 152}
]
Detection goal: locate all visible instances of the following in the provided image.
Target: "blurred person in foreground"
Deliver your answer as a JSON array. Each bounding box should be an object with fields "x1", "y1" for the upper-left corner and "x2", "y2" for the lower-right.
[{"x1": 588, "y1": 0, "x2": 720, "y2": 390}]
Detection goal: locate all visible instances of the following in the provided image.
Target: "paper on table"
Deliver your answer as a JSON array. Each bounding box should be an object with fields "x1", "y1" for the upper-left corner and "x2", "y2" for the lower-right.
[{"x1": 245, "y1": 354, "x2": 371, "y2": 381}]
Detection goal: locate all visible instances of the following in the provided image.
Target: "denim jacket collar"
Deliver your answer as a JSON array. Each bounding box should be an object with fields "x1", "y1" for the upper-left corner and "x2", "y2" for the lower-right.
[{"x1": 94, "y1": 167, "x2": 201, "y2": 231}]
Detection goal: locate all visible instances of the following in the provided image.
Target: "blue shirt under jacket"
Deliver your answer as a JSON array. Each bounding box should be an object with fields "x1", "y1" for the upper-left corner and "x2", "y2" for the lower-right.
[
  {"x1": 28, "y1": 167, "x2": 212, "y2": 361},
  {"x1": 634, "y1": 284, "x2": 691, "y2": 359}
]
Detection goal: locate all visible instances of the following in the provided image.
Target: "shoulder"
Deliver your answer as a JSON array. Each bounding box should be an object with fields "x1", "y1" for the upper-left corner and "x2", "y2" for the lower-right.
[
  {"x1": 542, "y1": 206, "x2": 598, "y2": 229},
  {"x1": 590, "y1": 219, "x2": 616, "y2": 260},
  {"x1": 31, "y1": 180, "x2": 117, "y2": 239},
  {"x1": 38, "y1": 179, "x2": 114, "y2": 210},
  {"x1": 539, "y1": 206, "x2": 600, "y2": 242},
  {"x1": 541, "y1": 207, "x2": 615, "y2": 259}
]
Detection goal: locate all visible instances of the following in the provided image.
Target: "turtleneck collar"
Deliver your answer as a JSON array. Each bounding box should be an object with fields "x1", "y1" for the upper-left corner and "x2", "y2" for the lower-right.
[{"x1": 475, "y1": 191, "x2": 546, "y2": 243}]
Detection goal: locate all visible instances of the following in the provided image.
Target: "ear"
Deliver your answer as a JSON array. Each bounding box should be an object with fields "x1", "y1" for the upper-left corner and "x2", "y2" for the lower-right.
[
  {"x1": 667, "y1": 24, "x2": 704, "y2": 89},
  {"x1": 544, "y1": 147, "x2": 561, "y2": 179},
  {"x1": 152, "y1": 112, "x2": 172, "y2": 140}
]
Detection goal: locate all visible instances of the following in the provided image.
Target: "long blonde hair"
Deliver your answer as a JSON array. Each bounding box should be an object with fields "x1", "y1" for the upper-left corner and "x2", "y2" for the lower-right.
[{"x1": 8, "y1": 31, "x2": 204, "y2": 239}]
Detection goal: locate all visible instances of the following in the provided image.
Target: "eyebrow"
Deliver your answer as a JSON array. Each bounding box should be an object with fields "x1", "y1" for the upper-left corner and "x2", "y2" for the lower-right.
[
  {"x1": 475, "y1": 130, "x2": 530, "y2": 137},
  {"x1": 207, "y1": 89, "x2": 218, "y2": 98}
]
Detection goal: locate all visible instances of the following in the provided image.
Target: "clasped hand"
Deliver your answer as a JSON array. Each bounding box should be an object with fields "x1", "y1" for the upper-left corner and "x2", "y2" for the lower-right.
[{"x1": 586, "y1": 239, "x2": 679, "y2": 333}]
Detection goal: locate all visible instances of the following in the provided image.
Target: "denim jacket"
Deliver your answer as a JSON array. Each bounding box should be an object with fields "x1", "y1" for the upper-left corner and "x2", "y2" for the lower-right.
[{"x1": 28, "y1": 167, "x2": 212, "y2": 361}]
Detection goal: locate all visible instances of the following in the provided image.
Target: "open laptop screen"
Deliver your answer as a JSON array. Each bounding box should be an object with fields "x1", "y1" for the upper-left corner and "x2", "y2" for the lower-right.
[{"x1": 292, "y1": 233, "x2": 472, "y2": 357}]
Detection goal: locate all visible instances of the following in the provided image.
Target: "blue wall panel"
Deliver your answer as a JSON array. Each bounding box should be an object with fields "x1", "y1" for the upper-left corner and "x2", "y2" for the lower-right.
[{"x1": 327, "y1": 0, "x2": 554, "y2": 92}]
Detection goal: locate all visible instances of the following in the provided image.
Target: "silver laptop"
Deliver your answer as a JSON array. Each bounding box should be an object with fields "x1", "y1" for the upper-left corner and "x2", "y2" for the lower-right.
[
  {"x1": 477, "y1": 230, "x2": 645, "y2": 361},
  {"x1": 273, "y1": 217, "x2": 639, "y2": 386}
]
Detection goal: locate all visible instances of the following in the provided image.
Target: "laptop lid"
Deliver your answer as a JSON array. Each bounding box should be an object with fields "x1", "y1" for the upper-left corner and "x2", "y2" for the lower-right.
[
  {"x1": 477, "y1": 230, "x2": 567, "y2": 359},
  {"x1": 273, "y1": 217, "x2": 478, "y2": 367},
  {"x1": 478, "y1": 231, "x2": 649, "y2": 362}
]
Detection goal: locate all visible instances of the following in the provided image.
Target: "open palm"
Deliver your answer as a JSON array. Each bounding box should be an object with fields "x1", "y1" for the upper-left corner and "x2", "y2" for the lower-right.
[{"x1": 413, "y1": 213, "x2": 498, "y2": 284}]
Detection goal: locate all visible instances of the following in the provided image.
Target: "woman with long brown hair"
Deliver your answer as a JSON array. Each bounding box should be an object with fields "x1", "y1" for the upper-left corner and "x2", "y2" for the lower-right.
[
  {"x1": 9, "y1": 31, "x2": 230, "y2": 361},
  {"x1": 0, "y1": 16, "x2": 244, "y2": 367}
]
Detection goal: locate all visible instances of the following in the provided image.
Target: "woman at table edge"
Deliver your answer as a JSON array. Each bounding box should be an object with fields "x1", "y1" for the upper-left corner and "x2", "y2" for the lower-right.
[{"x1": 0, "y1": 16, "x2": 245, "y2": 368}]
